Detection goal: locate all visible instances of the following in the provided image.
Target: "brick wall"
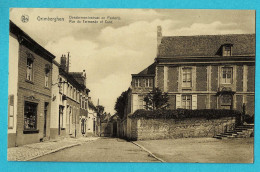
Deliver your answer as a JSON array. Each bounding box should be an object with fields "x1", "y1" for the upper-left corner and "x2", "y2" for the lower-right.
[
  {"x1": 236, "y1": 95, "x2": 243, "y2": 112},
  {"x1": 168, "y1": 95, "x2": 176, "y2": 109},
  {"x1": 157, "y1": 66, "x2": 164, "y2": 91},
  {"x1": 196, "y1": 66, "x2": 207, "y2": 91},
  {"x1": 210, "y1": 95, "x2": 217, "y2": 109},
  {"x1": 236, "y1": 65, "x2": 243, "y2": 92},
  {"x1": 18, "y1": 45, "x2": 52, "y2": 96},
  {"x1": 16, "y1": 89, "x2": 51, "y2": 146},
  {"x1": 16, "y1": 45, "x2": 52, "y2": 146},
  {"x1": 247, "y1": 95, "x2": 255, "y2": 115},
  {"x1": 211, "y1": 66, "x2": 218, "y2": 91},
  {"x1": 129, "y1": 117, "x2": 236, "y2": 140},
  {"x1": 248, "y1": 65, "x2": 255, "y2": 92},
  {"x1": 198, "y1": 95, "x2": 207, "y2": 109},
  {"x1": 168, "y1": 66, "x2": 178, "y2": 92}
]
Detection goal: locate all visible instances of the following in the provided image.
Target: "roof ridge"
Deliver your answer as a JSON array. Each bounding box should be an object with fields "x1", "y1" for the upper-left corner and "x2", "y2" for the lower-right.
[{"x1": 162, "y1": 33, "x2": 255, "y2": 38}]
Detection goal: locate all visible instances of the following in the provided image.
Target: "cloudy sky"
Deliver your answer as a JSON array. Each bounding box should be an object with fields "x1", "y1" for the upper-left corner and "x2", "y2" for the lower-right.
[{"x1": 10, "y1": 9, "x2": 255, "y2": 114}]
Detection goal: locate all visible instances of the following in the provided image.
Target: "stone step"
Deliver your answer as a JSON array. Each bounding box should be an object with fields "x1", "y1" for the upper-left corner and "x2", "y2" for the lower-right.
[{"x1": 213, "y1": 124, "x2": 254, "y2": 139}]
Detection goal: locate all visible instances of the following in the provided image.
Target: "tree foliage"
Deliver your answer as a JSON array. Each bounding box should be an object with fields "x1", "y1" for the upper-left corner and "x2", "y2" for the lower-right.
[
  {"x1": 114, "y1": 89, "x2": 129, "y2": 119},
  {"x1": 144, "y1": 87, "x2": 169, "y2": 110},
  {"x1": 96, "y1": 105, "x2": 104, "y2": 116}
]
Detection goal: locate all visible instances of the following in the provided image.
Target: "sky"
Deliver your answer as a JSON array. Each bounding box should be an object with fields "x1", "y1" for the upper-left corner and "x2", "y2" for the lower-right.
[{"x1": 10, "y1": 9, "x2": 255, "y2": 114}]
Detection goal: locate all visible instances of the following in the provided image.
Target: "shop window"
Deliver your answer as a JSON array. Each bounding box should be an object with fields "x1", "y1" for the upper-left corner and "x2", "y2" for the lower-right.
[{"x1": 24, "y1": 101, "x2": 37, "y2": 130}]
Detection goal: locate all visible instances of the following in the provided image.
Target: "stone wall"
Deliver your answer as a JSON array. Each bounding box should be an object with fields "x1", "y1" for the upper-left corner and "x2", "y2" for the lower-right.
[{"x1": 128, "y1": 117, "x2": 236, "y2": 141}]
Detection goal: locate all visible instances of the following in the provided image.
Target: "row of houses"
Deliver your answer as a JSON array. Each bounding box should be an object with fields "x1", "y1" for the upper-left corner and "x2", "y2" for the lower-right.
[
  {"x1": 119, "y1": 26, "x2": 255, "y2": 138},
  {"x1": 8, "y1": 20, "x2": 98, "y2": 147}
]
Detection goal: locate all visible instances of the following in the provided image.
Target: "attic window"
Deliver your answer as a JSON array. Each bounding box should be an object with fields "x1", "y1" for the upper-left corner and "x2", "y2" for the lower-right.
[{"x1": 222, "y1": 44, "x2": 233, "y2": 56}]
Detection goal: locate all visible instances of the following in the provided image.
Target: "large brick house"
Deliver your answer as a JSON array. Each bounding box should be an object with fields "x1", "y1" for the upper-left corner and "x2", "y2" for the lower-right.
[
  {"x1": 127, "y1": 26, "x2": 255, "y2": 117},
  {"x1": 8, "y1": 21, "x2": 55, "y2": 147}
]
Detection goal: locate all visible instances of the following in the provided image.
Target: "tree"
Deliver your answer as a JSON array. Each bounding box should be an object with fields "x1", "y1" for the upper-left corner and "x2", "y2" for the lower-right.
[
  {"x1": 96, "y1": 105, "x2": 104, "y2": 117},
  {"x1": 144, "y1": 87, "x2": 169, "y2": 110},
  {"x1": 114, "y1": 89, "x2": 129, "y2": 119}
]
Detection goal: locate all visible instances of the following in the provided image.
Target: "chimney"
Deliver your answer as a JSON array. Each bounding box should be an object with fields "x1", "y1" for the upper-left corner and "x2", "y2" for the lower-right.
[
  {"x1": 67, "y1": 52, "x2": 70, "y2": 73},
  {"x1": 157, "y1": 26, "x2": 162, "y2": 55},
  {"x1": 82, "y1": 70, "x2": 87, "y2": 86},
  {"x1": 60, "y1": 54, "x2": 67, "y2": 72}
]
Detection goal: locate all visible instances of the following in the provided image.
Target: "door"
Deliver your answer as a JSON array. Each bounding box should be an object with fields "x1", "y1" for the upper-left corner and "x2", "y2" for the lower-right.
[
  {"x1": 58, "y1": 106, "x2": 64, "y2": 135},
  {"x1": 220, "y1": 94, "x2": 233, "y2": 110},
  {"x1": 81, "y1": 119, "x2": 86, "y2": 134},
  {"x1": 44, "y1": 102, "x2": 49, "y2": 137}
]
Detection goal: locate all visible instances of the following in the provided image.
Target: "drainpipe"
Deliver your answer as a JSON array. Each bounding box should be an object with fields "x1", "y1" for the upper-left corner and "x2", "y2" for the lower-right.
[{"x1": 75, "y1": 109, "x2": 77, "y2": 138}]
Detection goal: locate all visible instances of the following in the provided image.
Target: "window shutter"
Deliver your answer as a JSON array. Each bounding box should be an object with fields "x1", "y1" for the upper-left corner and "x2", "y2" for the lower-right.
[
  {"x1": 192, "y1": 95, "x2": 197, "y2": 110},
  {"x1": 176, "y1": 94, "x2": 181, "y2": 109}
]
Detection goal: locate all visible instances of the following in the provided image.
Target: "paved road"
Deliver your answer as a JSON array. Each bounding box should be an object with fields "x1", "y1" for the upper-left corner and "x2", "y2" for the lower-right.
[
  {"x1": 32, "y1": 138, "x2": 159, "y2": 162},
  {"x1": 136, "y1": 138, "x2": 254, "y2": 163}
]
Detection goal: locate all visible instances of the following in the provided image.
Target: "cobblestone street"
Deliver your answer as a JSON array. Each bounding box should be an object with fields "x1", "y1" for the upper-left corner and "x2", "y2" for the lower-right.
[
  {"x1": 32, "y1": 138, "x2": 159, "y2": 162},
  {"x1": 8, "y1": 137, "x2": 99, "y2": 161}
]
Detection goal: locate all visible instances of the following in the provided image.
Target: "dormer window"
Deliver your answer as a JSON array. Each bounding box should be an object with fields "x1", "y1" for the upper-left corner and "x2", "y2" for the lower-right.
[{"x1": 222, "y1": 44, "x2": 233, "y2": 56}]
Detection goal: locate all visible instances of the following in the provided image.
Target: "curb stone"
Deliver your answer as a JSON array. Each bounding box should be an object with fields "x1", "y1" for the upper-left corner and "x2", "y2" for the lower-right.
[
  {"x1": 8, "y1": 137, "x2": 100, "y2": 161},
  {"x1": 25, "y1": 143, "x2": 81, "y2": 161},
  {"x1": 131, "y1": 141, "x2": 166, "y2": 162}
]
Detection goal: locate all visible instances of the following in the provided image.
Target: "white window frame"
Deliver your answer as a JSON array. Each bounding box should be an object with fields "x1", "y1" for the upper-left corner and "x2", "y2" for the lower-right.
[
  {"x1": 181, "y1": 95, "x2": 192, "y2": 109},
  {"x1": 135, "y1": 78, "x2": 140, "y2": 87},
  {"x1": 145, "y1": 78, "x2": 152, "y2": 87},
  {"x1": 222, "y1": 67, "x2": 233, "y2": 84},
  {"x1": 223, "y1": 45, "x2": 231, "y2": 56},
  {"x1": 182, "y1": 67, "x2": 192, "y2": 88},
  {"x1": 26, "y1": 59, "x2": 33, "y2": 81}
]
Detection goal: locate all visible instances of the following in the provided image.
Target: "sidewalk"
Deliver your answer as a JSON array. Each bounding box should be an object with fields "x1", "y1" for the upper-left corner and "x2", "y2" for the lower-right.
[
  {"x1": 8, "y1": 137, "x2": 99, "y2": 161},
  {"x1": 134, "y1": 137, "x2": 254, "y2": 163}
]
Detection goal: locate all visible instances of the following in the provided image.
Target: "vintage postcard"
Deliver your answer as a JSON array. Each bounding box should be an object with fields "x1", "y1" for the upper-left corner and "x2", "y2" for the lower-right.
[{"x1": 8, "y1": 8, "x2": 255, "y2": 163}]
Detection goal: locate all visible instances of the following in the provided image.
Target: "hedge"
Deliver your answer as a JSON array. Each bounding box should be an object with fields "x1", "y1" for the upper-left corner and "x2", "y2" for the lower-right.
[{"x1": 129, "y1": 109, "x2": 242, "y2": 120}]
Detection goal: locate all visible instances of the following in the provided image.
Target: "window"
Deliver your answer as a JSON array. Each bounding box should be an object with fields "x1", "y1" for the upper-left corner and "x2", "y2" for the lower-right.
[
  {"x1": 223, "y1": 45, "x2": 231, "y2": 56},
  {"x1": 138, "y1": 95, "x2": 145, "y2": 109},
  {"x1": 220, "y1": 94, "x2": 232, "y2": 109},
  {"x1": 44, "y1": 72, "x2": 49, "y2": 87},
  {"x1": 59, "y1": 78, "x2": 63, "y2": 93},
  {"x1": 85, "y1": 99, "x2": 88, "y2": 110},
  {"x1": 67, "y1": 84, "x2": 70, "y2": 96},
  {"x1": 181, "y1": 95, "x2": 192, "y2": 109},
  {"x1": 26, "y1": 59, "x2": 33, "y2": 81},
  {"x1": 145, "y1": 78, "x2": 152, "y2": 87},
  {"x1": 8, "y1": 95, "x2": 14, "y2": 129},
  {"x1": 182, "y1": 68, "x2": 192, "y2": 87},
  {"x1": 70, "y1": 86, "x2": 73, "y2": 98},
  {"x1": 135, "y1": 79, "x2": 140, "y2": 87},
  {"x1": 222, "y1": 67, "x2": 233, "y2": 84},
  {"x1": 81, "y1": 96, "x2": 83, "y2": 108},
  {"x1": 24, "y1": 102, "x2": 37, "y2": 130}
]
